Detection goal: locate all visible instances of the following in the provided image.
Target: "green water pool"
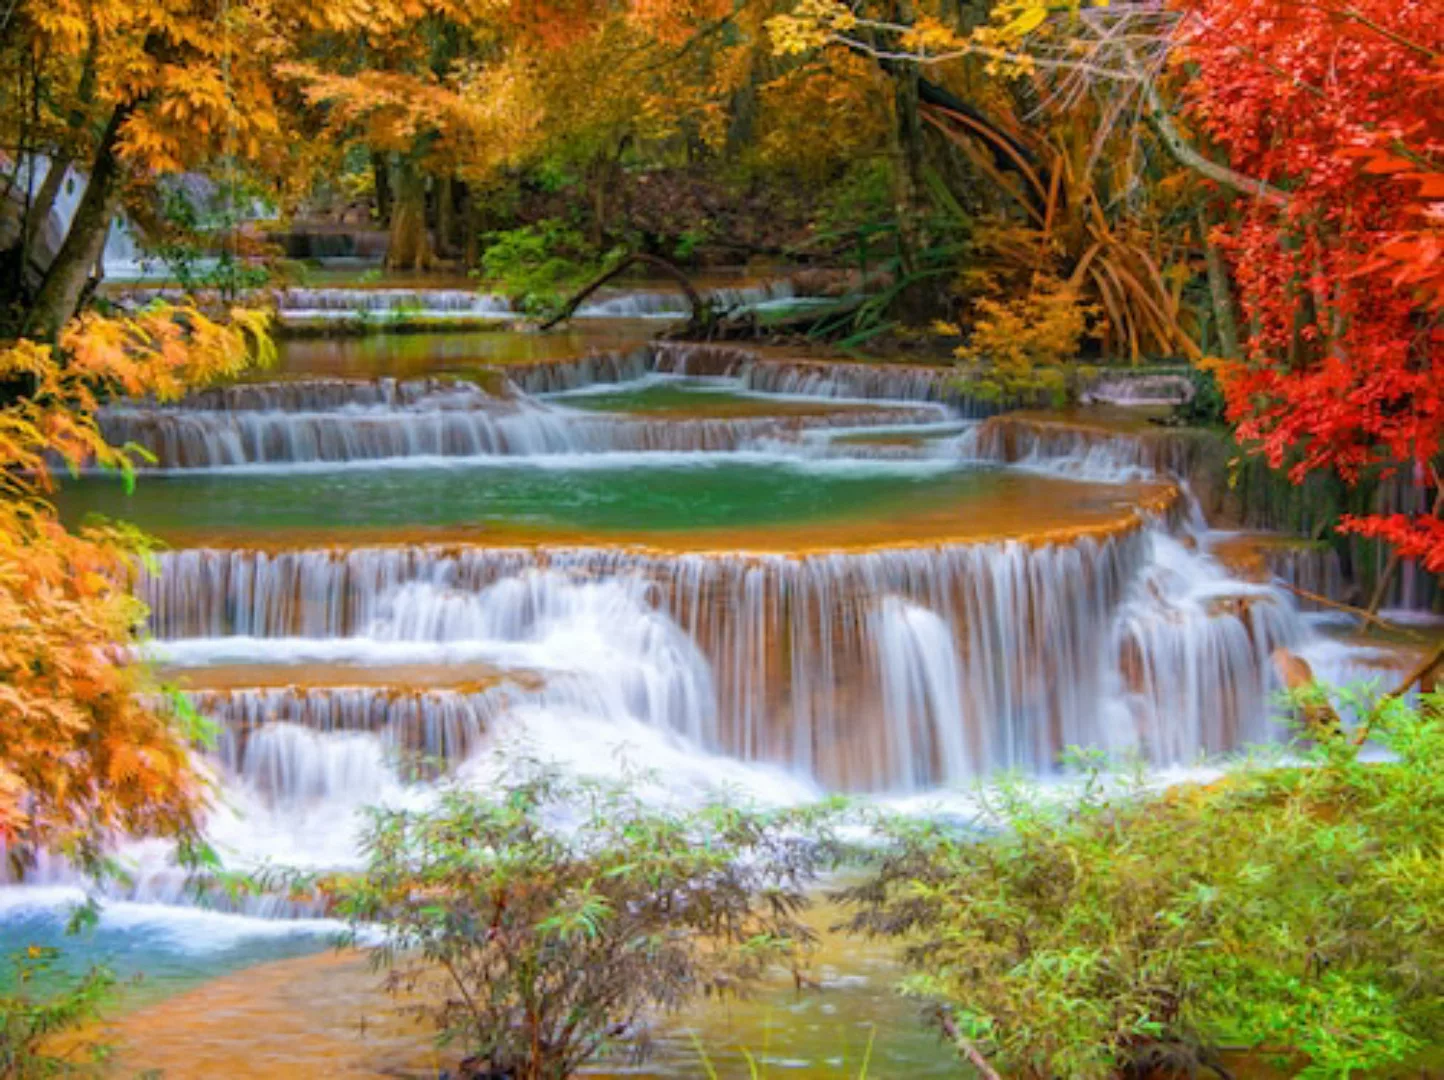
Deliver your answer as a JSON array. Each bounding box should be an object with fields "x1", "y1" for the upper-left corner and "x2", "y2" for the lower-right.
[
  {"x1": 546, "y1": 378, "x2": 930, "y2": 420},
  {"x1": 57, "y1": 459, "x2": 1144, "y2": 549}
]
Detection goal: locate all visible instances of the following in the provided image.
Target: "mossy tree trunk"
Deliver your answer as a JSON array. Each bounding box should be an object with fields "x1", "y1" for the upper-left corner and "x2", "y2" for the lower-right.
[
  {"x1": 372, "y1": 154, "x2": 393, "y2": 227},
  {"x1": 385, "y1": 162, "x2": 433, "y2": 272}
]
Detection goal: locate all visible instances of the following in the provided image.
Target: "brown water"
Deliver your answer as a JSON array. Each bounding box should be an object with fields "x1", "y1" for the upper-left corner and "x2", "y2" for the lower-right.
[
  {"x1": 100, "y1": 908, "x2": 956, "y2": 1080},
  {"x1": 266, "y1": 320, "x2": 657, "y2": 379}
]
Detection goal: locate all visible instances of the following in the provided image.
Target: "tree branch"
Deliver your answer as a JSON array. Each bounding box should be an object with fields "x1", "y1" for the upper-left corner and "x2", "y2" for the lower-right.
[
  {"x1": 539, "y1": 253, "x2": 703, "y2": 331},
  {"x1": 934, "y1": 1008, "x2": 1002, "y2": 1080},
  {"x1": 1137, "y1": 73, "x2": 1290, "y2": 207}
]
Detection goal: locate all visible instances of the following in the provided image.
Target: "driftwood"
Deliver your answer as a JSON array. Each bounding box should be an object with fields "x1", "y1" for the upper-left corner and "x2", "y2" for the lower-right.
[
  {"x1": 1271, "y1": 648, "x2": 1344, "y2": 737},
  {"x1": 539, "y1": 252, "x2": 703, "y2": 331}
]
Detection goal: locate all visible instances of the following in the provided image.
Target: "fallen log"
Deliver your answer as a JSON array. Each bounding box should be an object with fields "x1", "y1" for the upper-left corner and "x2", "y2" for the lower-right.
[{"x1": 539, "y1": 252, "x2": 703, "y2": 331}]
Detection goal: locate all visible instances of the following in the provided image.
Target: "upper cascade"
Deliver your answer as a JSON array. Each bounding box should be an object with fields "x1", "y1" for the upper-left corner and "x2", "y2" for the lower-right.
[
  {"x1": 103, "y1": 280, "x2": 810, "y2": 322},
  {"x1": 95, "y1": 371, "x2": 950, "y2": 468}
]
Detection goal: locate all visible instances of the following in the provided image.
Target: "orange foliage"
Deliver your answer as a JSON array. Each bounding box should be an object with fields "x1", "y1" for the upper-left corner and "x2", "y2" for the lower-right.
[{"x1": 0, "y1": 307, "x2": 268, "y2": 872}]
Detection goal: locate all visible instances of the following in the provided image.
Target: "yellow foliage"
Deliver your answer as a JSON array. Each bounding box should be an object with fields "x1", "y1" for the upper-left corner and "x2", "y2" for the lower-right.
[
  {"x1": 955, "y1": 277, "x2": 1098, "y2": 400},
  {"x1": 0, "y1": 306, "x2": 267, "y2": 872},
  {"x1": 754, "y1": 49, "x2": 891, "y2": 181},
  {"x1": 767, "y1": 0, "x2": 855, "y2": 55}
]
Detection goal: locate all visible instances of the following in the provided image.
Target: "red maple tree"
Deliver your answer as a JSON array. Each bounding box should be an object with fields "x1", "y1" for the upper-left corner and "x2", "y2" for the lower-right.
[{"x1": 1179, "y1": 0, "x2": 1444, "y2": 573}]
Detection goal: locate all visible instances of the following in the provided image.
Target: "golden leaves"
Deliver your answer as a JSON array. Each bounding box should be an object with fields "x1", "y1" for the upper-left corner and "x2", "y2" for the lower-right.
[
  {"x1": 0, "y1": 306, "x2": 267, "y2": 865},
  {"x1": 767, "y1": 0, "x2": 854, "y2": 56}
]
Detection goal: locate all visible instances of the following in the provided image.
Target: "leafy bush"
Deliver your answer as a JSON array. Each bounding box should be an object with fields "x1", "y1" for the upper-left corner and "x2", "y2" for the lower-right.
[
  {"x1": 148, "y1": 183, "x2": 272, "y2": 298},
  {"x1": 1170, "y1": 364, "x2": 1229, "y2": 427},
  {"x1": 0, "y1": 947, "x2": 115, "y2": 1079},
  {"x1": 329, "y1": 765, "x2": 845, "y2": 1080},
  {"x1": 951, "y1": 278, "x2": 1098, "y2": 404},
  {"x1": 477, "y1": 220, "x2": 618, "y2": 316},
  {"x1": 813, "y1": 159, "x2": 895, "y2": 240},
  {"x1": 840, "y1": 694, "x2": 1444, "y2": 1079}
]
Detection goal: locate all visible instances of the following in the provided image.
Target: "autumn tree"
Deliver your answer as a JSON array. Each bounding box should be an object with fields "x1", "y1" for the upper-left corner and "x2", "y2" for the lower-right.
[
  {"x1": 281, "y1": 1, "x2": 544, "y2": 270},
  {"x1": 0, "y1": 304, "x2": 268, "y2": 873},
  {"x1": 1176, "y1": 0, "x2": 1444, "y2": 581},
  {"x1": 0, "y1": 0, "x2": 370, "y2": 338}
]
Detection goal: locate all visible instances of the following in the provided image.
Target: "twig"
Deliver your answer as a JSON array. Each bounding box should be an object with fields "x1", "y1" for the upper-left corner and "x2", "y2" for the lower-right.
[
  {"x1": 1386, "y1": 641, "x2": 1444, "y2": 701},
  {"x1": 1352, "y1": 640, "x2": 1444, "y2": 746},
  {"x1": 1365, "y1": 552, "x2": 1401, "y2": 620},
  {"x1": 1331, "y1": 5, "x2": 1440, "y2": 60},
  {"x1": 934, "y1": 1008, "x2": 1002, "y2": 1080},
  {"x1": 1275, "y1": 582, "x2": 1424, "y2": 641}
]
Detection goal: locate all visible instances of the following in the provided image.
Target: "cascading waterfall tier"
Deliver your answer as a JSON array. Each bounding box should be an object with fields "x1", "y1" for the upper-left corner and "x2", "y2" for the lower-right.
[
  {"x1": 193, "y1": 686, "x2": 504, "y2": 791},
  {"x1": 957, "y1": 414, "x2": 1214, "y2": 482},
  {"x1": 105, "y1": 281, "x2": 805, "y2": 323},
  {"x1": 961, "y1": 414, "x2": 1442, "y2": 614},
  {"x1": 144, "y1": 526, "x2": 1304, "y2": 792},
  {"x1": 96, "y1": 373, "x2": 949, "y2": 468},
  {"x1": 505, "y1": 344, "x2": 1014, "y2": 416}
]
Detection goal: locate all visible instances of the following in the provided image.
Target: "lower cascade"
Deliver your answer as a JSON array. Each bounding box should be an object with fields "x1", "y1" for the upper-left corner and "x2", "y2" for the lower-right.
[{"x1": 142, "y1": 523, "x2": 1317, "y2": 795}]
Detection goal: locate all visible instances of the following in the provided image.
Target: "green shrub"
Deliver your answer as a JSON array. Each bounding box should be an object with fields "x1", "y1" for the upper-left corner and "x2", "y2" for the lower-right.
[
  {"x1": 148, "y1": 183, "x2": 272, "y2": 297},
  {"x1": 0, "y1": 947, "x2": 115, "y2": 1079},
  {"x1": 329, "y1": 764, "x2": 845, "y2": 1080},
  {"x1": 840, "y1": 694, "x2": 1444, "y2": 1079},
  {"x1": 1170, "y1": 365, "x2": 1229, "y2": 427},
  {"x1": 477, "y1": 221, "x2": 618, "y2": 316}
]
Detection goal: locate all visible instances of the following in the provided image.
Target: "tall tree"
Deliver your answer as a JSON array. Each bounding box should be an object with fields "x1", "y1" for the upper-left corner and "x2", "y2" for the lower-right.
[{"x1": 282, "y1": 2, "x2": 542, "y2": 270}]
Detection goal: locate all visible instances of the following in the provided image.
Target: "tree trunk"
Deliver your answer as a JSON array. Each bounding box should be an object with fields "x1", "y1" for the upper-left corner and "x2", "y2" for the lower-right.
[
  {"x1": 25, "y1": 104, "x2": 131, "y2": 341},
  {"x1": 1197, "y1": 207, "x2": 1240, "y2": 358},
  {"x1": 385, "y1": 162, "x2": 433, "y2": 272},
  {"x1": 885, "y1": 36, "x2": 941, "y2": 324},
  {"x1": 373, "y1": 154, "x2": 393, "y2": 227},
  {"x1": 589, "y1": 158, "x2": 609, "y2": 250},
  {"x1": 25, "y1": 29, "x2": 98, "y2": 255},
  {"x1": 436, "y1": 175, "x2": 456, "y2": 259},
  {"x1": 461, "y1": 182, "x2": 479, "y2": 269},
  {"x1": 24, "y1": 155, "x2": 73, "y2": 254}
]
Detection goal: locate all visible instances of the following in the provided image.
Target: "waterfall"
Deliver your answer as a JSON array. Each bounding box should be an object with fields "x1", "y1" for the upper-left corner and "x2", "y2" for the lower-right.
[
  {"x1": 871, "y1": 600, "x2": 975, "y2": 787},
  {"x1": 275, "y1": 288, "x2": 513, "y2": 319},
  {"x1": 18, "y1": 321, "x2": 1394, "y2": 933},
  {"x1": 1262, "y1": 545, "x2": 1350, "y2": 611},
  {"x1": 141, "y1": 523, "x2": 1309, "y2": 792},
  {"x1": 655, "y1": 344, "x2": 1008, "y2": 416},
  {"x1": 956, "y1": 415, "x2": 1210, "y2": 482},
  {"x1": 198, "y1": 686, "x2": 502, "y2": 782},
  {"x1": 103, "y1": 281, "x2": 805, "y2": 323},
  {"x1": 572, "y1": 280, "x2": 802, "y2": 318},
  {"x1": 96, "y1": 376, "x2": 949, "y2": 468},
  {"x1": 503, "y1": 351, "x2": 654, "y2": 394}
]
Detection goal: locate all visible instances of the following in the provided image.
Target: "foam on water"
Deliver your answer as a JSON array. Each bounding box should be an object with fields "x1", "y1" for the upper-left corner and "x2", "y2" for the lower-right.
[
  {"x1": 11, "y1": 327, "x2": 1402, "y2": 944},
  {"x1": 97, "y1": 372, "x2": 952, "y2": 471}
]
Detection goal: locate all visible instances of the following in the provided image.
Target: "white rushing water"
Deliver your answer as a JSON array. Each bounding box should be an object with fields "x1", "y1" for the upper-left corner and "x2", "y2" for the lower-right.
[
  {"x1": 97, "y1": 375, "x2": 949, "y2": 469},
  {"x1": 14, "y1": 335, "x2": 1406, "y2": 938}
]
